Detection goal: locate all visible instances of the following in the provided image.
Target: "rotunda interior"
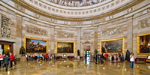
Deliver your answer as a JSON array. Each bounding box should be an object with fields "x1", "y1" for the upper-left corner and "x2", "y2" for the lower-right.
[{"x1": 0, "y1": 0, "x2": 150, "y2": 75}]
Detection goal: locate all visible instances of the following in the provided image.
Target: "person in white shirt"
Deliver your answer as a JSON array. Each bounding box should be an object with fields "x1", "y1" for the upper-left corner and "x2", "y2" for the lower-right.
[
  {"x1": 0, "y1": 53, "x2": 4, "y2": 67},
  {"x1": 130, "y1": 53, "x2": 135, "y2": 69}
]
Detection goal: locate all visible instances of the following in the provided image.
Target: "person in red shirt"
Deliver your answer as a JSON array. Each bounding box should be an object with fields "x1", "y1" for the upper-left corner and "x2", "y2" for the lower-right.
[
  {"x1": 9, "y1": 52, "x2": 13, "y2": 68},
  {"x1": 104, "y1": 53, "x2": 107, "y2": 60},
  {"x1": 45, "y1": 54, "x2": 48, "y2": 61}
]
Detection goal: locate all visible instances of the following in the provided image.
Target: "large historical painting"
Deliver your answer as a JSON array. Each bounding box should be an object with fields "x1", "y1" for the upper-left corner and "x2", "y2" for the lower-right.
[
  {"x1": 100, "y1": 38, "x2": 124, "y2": 53},
  {"x1": 138, "y1": 34, "x2": 150, "y2": 54},
  {"x1": 56, "y1": 41, "x2": 74, "y2": 53},
  {"x1": 25, "y1": 38, "x2": 47, "y2": 53}
]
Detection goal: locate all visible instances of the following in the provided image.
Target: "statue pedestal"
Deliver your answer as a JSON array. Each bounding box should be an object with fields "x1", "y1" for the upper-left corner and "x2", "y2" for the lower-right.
[
  {"x1": 77, "y1": 56, "x2": 80, "y2": 60},
  {"x1": 20, "y1": 56, "x2": 26, "y2": 61}
]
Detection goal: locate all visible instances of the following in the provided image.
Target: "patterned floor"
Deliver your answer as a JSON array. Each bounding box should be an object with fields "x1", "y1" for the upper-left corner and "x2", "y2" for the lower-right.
[{"x1": 0, "y1": 60, "x2": 150, "y2": 75}]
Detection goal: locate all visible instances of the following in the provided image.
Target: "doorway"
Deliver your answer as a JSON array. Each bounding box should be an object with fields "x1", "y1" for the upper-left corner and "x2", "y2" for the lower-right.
[
  {"x1": 0, "y1": 40, "x2": 14, "y2": 55},
  {"x1": 84, "y1": 46, "x2": 90, "y2": 60}
]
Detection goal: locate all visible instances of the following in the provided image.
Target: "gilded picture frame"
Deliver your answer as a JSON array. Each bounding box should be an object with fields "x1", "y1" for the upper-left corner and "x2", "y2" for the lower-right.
[
  {"x1": 100, "y1": 38, "x2": 124, "y2": 54},
  {"x1": 137, "y1": 33, "x2": 150, "y2": 55},
  {"x1": 56, "y1": 41, "x2": 75, "y2": 54},
  {"x1": 24, "y1": 37, "x2": 48, "y2": 53}
]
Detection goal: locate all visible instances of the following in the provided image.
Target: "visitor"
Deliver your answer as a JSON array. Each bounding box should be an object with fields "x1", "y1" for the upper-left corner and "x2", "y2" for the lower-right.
[
  {"x1": 98, "y1": 54, "x2": 101, "y2": 64},
  {"x1": 95, "y1": 53, "x2": 98, "y2": 64},
  {"x1": 125, "y1": 50, "x2": 130, "y2": 62},
  {"x1": 121, "y1": 53, "x2": 124, "y2": 61},
  {"x1": 45, "y1": 54, "x2": 48, "y2": 61},
  {"x1": 114, "y1": 54, "x2": 116, "y2": 62},
  {"x1": 0, "y1": 53, "x2": 4, "y2": 67},
  {"x1": 40, "y1": 54, "x2": 43, "y2": 61},
  {"x1": 130, "y1": 52, "x2": 135, "y2": 69},
  {"x1": 104, "y1": 53, "x2": 107, "y2": 60},
  {"x1": 37, "y1": 54, "x2": 40, "y2": 61},
  {"x1": 13, "y1": 53, "x2": 16, "y2": 65},
  {"x1": 3, "y1": 54, "x2": 10, "y2": 71},
  {"x1": 9, "y1": 52, "x2": 13, "y2": 68},
  {"x1": 112, "y1": 54, "x2": 114, "y2": 61}
]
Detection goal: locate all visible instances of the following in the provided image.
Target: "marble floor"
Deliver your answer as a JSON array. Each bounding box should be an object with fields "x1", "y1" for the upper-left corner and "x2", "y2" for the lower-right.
[{"x1": 0, "y1": 60, "x2": 150, "y2": 75}]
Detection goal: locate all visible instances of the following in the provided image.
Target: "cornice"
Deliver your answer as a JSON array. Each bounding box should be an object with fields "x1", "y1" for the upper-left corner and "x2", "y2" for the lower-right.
[{"x1": 12, "y1": 0, "x2": 143, "y2": 21}]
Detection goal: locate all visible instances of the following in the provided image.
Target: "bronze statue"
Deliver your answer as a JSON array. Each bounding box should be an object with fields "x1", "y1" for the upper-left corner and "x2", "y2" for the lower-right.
[
  {"x1": 20, "y1": 46, "x2": 25, "y2": 55},
  {"x1": 77, "y1": 49, "x2": 80, "y2": 56}
]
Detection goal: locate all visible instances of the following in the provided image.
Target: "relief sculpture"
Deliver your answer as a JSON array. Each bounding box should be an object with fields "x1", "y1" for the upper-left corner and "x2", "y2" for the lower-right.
[
  {"x1": 139, "y1": 18, "x2": 150, "y2": 29},
  {"x1": 1, "y1": 16, "x2": 11, "y2": 38},
  {"x1": 102, "y1": 27, "x2": 122, "y2": 36},
  {"x1": 47, "y1": 0, "x2": 106, "y2": 7},
  {"x1": 57, "y1": 31, "x2": 74, "y2": 38},
  {"x1": 26, "y1": 25, "x2": 47, "y2": 36},
  {"x1": 83, "y1": 32, "x2": 91, "y2": 40}
]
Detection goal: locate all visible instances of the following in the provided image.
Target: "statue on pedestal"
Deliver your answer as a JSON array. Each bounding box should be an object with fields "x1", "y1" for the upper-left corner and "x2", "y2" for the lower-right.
[
  {"x1": 77, "y1": 49, "x2": 80, "y2": 56},
  {"x1": 19, "y1": 46, "x2": 25, "y2": 56},
  {"x1": 0, "y1": 45, "x2": 3, "y2": 54},
  {"x1": 77, "y1": 49, "x2": 80, "y2": 60}
]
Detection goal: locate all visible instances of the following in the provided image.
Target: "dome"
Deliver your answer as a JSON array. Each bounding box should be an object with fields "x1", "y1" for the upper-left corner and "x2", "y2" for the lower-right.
[{"x1": 12, "y1": 0, "x2": 142, "y2": 21}]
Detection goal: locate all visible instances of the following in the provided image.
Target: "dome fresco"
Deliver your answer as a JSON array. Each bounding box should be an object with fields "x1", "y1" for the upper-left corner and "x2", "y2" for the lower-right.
[{"x1": 46, "y1": 0, "x2": 106, "y2": 7}]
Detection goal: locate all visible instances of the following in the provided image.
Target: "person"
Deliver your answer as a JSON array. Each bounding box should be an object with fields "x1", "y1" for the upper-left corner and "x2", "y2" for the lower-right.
[
  {"x1": 130, "y1": 52, "x2": 135, "y2": 69},
  {"x1": 112, "y1": 54, "x2": 114, "y2": 61},
  {"x1": 104, "y1": 53, "x2": 107, "y2": 60},
  {"x1": 0, "y1": 54, "x2": 4, "y2": 67},
  {"x1": 45, "y1": 54, "x2": 48, "y2": 61},
  {"x1": 13, "y1": 53, "x2": 16, "y2": 65},
  {"x1": 121, "y1": 53, "x2": 124, "y2": 61},
  {"x1": 125, "y1": 50, "x2": 130, "y2": 61},
  {"x1": 9, "y1": 52, "x2": 13, "y2": 68},
  {"x1": 98, "y1": 54, "x2": 101, "y2": 63},
  {"x1": 37, "y1": 54, "x2": 40, "y2": 61},
  {"x1": 3, "y1": 54, "x2": 10, "y2": 71},
  {"x1": 95, "y1": 53, "x2": 98, "y2": 64}
]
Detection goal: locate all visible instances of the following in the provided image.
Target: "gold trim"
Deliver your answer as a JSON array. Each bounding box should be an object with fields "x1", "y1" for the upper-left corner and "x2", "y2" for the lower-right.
[
  {"x1": 56, "y1": 41, "x2": 75, "y2": 54},
  {"x1": 137, "y1": 33, "x2": 150, "y2": 55},
  {"x1": 100, "y1": 38, "x2": 124, "y2": 54},
  {"x1": 24, "y1": 37, "x2": 48, "y2": 54}
]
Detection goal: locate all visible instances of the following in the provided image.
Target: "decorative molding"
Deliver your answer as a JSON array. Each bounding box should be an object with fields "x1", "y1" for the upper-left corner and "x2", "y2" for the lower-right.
[
  {"x1": 26, "y1": 25, "x2": 47, "y2": 36},
  {"x1": 102, "y1": 27, "x2": 122, "y2": 36},
  {"x1": 1, "y1": 16, "x2": 11, "y2": 38},
  {"x1": 139, "y1": 18, "x2": 150, "y2": 29},
  {"x1": 57, "y1": 31, "x2": 74, "y2": 38}
]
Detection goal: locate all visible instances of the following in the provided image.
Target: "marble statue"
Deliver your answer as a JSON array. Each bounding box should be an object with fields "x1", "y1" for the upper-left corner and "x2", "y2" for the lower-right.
[{"x1": 0, "y1": 45, "x2": 3, "y2": 54}]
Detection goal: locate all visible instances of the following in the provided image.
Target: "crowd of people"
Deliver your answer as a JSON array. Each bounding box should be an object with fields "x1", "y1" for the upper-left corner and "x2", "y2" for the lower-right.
[
  {"x1": 93, "y1": 50, "x2": 135, "y2": 69},
  {"x1": 0, "y1": 52, "x2": 16, "y2": 71},
  {"x1": 94, "y1": 53, "x2": 124, "y2": 64},
  {"x1": 25, "y1": 53, "x2": 55, "y2": 61},
  {"x1": 0, "y1": 50, "x2": 135, "y2": 72}
]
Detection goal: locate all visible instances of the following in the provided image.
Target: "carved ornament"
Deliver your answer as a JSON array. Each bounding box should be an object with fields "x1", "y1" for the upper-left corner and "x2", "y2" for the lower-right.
[
  {"x1": 57, "y1": 31, "x2": 74, "y2": 38},
  {"x1": 1, "y1": 16, "x2": 11, "y2": 38},
  {"x1": 26, "y1": 25, "x2": 47, "y2": 36},
  {"x1": 139, "y1": 18, "x2": 150, "y2": 29},
  {"x1": 102, "y1": 27, "x2": 122, "y2": 36}
]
